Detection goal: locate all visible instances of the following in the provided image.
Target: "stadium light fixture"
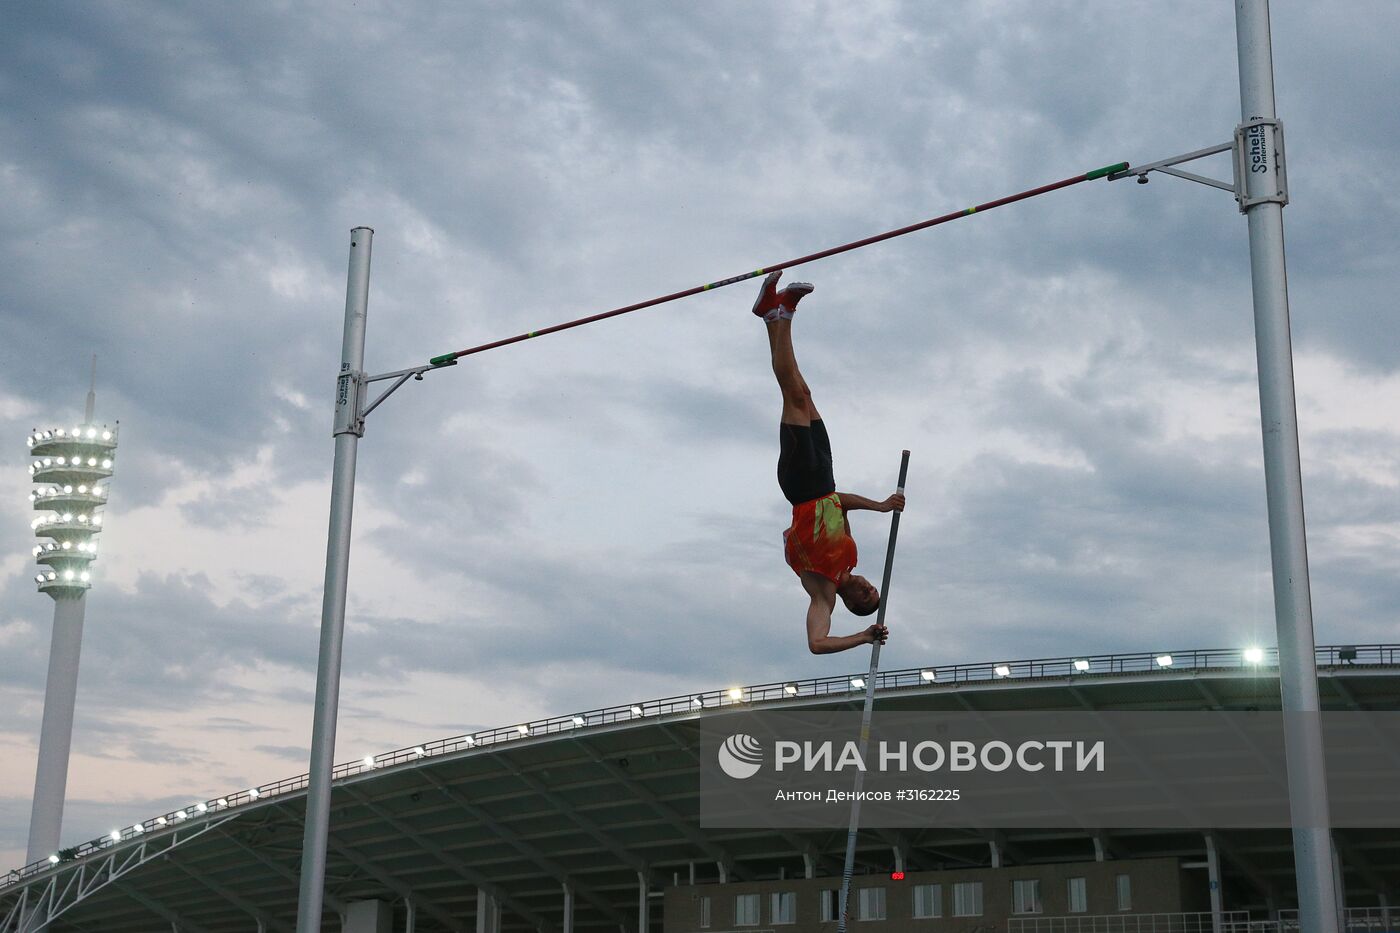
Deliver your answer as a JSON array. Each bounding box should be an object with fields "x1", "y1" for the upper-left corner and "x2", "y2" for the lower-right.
[
  {"x1": 920, "y1": 669, "x2": 936, "y2": 682},
  {"x1": 850, "y1": 677, "x2": 866, "y2": 689},
  {"x1": 47, "y1": 855, "x2": 59, "y2": 865},
  {"x1": 362, "y1": 755, "x2": 375, "y2": 768},
  {"x1": 132, "y1": 824, "x2": 144, "y2": 834},
  {"x1": 727, "y1": 687, "x2": 743, "y2": 701},
  {"x1": 1155, "y1": 654, "x2": 1174, "y2": 668},
  {"x1": 691, "y1": 696, "x2": 705, "y2": 708},
  {"x1": 217, "y1": 798, "x2": 229, "y2": 807},
  {"x1": 463, "y1": 736, "x2": 476, "y2": 747},
  {"x1": 195, "y1": 801, "x2": 208, "y2": 813},
  {"x1": 156, "y1": 816, "x2": 168, "y2": 826},
  {"x1": 412, "y1": 747, "x2": 426, "y2": 758},
  {"x1": 1244, "y1": 646, "x2": 1265, "y2": 664},
  {"x1": 994, "y1": 664, "x2": 1012, "y2": 678},
  {"x1": 572, "y1": 715, "x2": 585, "y2": 726},
  {"x1": 1073, "y1": 659, "x2": 1091, "y2": 672},
  {"x1": 783, "y1": 683, "x2": 798, "y2": 695},
  {"x1": 248, "y1": 788, "x2": 261, "y2": 799},
  {"x1": 516, "y1": 724, "x2": 530, "y2": 736},
  {"x1": 630, "y1": 705, "x2": 644, "y2": 717},
  {"x1": 108, "y1": 830, "x2": 120, "y2": 842}
]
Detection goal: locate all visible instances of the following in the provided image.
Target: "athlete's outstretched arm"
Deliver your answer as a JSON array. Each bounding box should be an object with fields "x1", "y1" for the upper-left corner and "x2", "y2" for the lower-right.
[
  {"x1": 836, "y1": 491, "x2": 906, "y2": 513},
  {"x1": 802, "y1": 575, "x2": 889, "y2": 654}
]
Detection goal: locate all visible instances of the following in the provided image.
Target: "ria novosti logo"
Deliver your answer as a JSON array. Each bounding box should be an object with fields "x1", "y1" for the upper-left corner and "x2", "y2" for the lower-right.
[
  {"x1": 715, "y1": 733, "x2": 1105, "y2": 780},
  {"x1": 718, "y1": 734, "x2": 764, "y2": 779}
]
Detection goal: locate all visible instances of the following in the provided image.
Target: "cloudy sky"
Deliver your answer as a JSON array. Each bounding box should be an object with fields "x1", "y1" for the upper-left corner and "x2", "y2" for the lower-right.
[{"x1": 2, "y1": 0, "x2": 1397, "y2": 870}]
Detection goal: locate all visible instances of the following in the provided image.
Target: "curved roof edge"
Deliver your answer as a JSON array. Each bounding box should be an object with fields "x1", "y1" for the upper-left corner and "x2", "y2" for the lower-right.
[{"x1": 5, "y1": 642, "x2": 1396, "y2": 885}]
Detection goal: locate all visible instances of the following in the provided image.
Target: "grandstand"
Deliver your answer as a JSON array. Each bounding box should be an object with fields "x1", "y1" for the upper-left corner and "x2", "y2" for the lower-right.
[{"x1": 3, "y1": 644, "x2": 1397, "y2": 933}]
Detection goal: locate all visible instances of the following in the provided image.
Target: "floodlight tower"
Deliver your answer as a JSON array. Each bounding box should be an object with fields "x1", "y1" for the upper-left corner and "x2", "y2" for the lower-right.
[{"x1": 23, "y1": 361, "x2": 117, "y2": 866}]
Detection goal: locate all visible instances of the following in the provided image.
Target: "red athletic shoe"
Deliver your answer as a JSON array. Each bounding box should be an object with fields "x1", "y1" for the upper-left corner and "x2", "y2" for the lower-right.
[
  {"x1": 752, "y1": 271, "x2": 815, "y2": 321},
  {"x1": 751, "y1": 271, "x2": 784, "y2": 319},
  {"x1": 777, "y1": 282, "x2": 814, "y2": 314}
]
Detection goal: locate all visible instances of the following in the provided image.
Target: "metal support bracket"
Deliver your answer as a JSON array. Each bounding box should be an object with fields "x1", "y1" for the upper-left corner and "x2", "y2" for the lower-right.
[
  {"x1": 1234, "y1": 117, "x2": 1289, "y2": 212},
  {"x1": 332, "y1": 368, "x2": 367, "y2": 438},
  {"x1": 334, "y1": 359, "x2": 458, "y2": 436},
  {"x1": 1107, "y1": 119, "x2": 1288, "y2": 214},
  {"x1": 1107, "y1": 140, "x2": 1236, "y2": 193}
]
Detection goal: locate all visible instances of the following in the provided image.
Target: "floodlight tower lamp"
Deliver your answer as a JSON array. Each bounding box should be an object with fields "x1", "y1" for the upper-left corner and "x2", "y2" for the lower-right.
[
  {"x1": 27, "y1": 426, "x2": 116, "y2": 598},
  {"x1": 23, "y1": 359, "x2": 119, "y2": 869}
]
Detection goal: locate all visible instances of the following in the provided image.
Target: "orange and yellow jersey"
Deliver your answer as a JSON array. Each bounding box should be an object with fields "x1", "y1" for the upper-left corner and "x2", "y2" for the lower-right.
[{"x1": 783, "y1": 492, "x2": 857, "y2": 584}]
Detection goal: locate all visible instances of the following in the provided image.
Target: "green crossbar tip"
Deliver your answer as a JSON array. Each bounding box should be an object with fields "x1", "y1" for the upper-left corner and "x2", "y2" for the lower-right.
[
  {"x1": 429, "y1": 353, "x2": 455, "y2": 366},
  {"x1": 1085, "y1": 161, "x2": 1130, "y2": 181}
]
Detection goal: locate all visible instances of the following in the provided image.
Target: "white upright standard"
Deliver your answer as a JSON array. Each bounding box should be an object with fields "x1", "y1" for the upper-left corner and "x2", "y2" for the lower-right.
[
  {"x1": 24, "y1": 366, "x2": 118, "y2": 866},
  {"x1": 297, "y1": 227, "x2": 374, "y2": 933},
  {"x1": 1235, "y1": 1, "x2": 1339, "y2": 930}
]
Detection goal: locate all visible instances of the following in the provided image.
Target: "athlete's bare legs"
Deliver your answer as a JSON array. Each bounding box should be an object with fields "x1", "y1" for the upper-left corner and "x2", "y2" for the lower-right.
[{"x1": 754, "y1": 272, "x2": 818, "y2": 424}]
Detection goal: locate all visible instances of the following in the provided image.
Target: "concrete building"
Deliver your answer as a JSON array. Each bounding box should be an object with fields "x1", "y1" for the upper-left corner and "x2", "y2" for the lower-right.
[{"x1": 666, "y1": 857, "x2": 1213, "y2": 933}]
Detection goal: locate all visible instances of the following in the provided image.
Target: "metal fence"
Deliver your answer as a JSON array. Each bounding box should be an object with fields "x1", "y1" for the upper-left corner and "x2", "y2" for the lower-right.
[
  {"x1": 1277, "y1": 906, "x2": 1398, "y2": 931},
  {"x1": 1009, "y1": 912, "x2": 1251, "y2": 932},
  {"x1": 3, "y1": 643, "x2": 1395, "y2": 888}
]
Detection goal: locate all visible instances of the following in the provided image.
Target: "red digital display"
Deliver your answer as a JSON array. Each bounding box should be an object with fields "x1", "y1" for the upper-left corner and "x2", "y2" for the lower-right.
[{"x1": 890, "y1": 871, "x2": 906, "y2": 881}]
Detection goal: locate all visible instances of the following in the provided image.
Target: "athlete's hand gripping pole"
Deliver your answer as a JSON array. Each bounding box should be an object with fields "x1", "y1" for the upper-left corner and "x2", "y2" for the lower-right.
[{"x1": 836, "y1": 449, "x2": 910, "y2": 933}]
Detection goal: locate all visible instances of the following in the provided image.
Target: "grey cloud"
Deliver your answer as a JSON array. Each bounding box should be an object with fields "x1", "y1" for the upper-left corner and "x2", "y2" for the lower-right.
[
  {"x1": 2, "y1": 0, "x2": 1397, "y2": 871},
  {"x1": 0, "y1": 569, "x2": 318, "y2": 711},
  {"x1": 203, "y1": 716, "x2": 270, "y2": 733},
  {"x1": 253, "y1": 744, "x2": 309, "y2": 762}
]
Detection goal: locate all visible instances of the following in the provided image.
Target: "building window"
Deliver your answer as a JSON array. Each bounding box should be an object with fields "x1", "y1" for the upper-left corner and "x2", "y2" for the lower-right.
[
  {"x1": 913, "y1": 883, "x2": 942, "y2": 919},
  {"x1": 820, "y1": 889, "x2": 840, "y2": 923},
  {"x1": 857, "y1": 887, "x2": 886, "y2": 921},
  {"x1": 1116, "y1": 874, "x2": 1132, "y2": 912},
  {"x1": 735, "y1": 894, "x2": 760, "y2": 927},
  {"x1": 770, "y1": 892, "x2": 795, "y2": 925},
  {"x1": 1068, "y1": 878, "x2": 1087, "y2": 914},
  {"x1": 698, "y1": 896, "x2": 711, "y2": 928},
  {"x1": 953, "y1": 881, "x2": 983, "y2": 917},
  {"x1": 1012, "y1": 879, "x2": 1042, "y2": 914}
]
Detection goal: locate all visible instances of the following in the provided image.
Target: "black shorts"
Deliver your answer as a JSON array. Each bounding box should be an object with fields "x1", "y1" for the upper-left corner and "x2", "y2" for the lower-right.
[{"x1": 778, "y1": 419, "x2": 836, "y2": 506}]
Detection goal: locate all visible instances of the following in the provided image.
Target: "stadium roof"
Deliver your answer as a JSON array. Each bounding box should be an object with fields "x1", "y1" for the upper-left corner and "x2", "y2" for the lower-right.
[{"x1": 3, "y1": 644, "x2": 1398, "y2": 933}]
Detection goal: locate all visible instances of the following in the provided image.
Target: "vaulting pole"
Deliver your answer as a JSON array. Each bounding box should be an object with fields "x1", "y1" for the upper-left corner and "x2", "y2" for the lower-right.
[{"x1": 836, "y1": 450, "x2": 910, "y2": 933}]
